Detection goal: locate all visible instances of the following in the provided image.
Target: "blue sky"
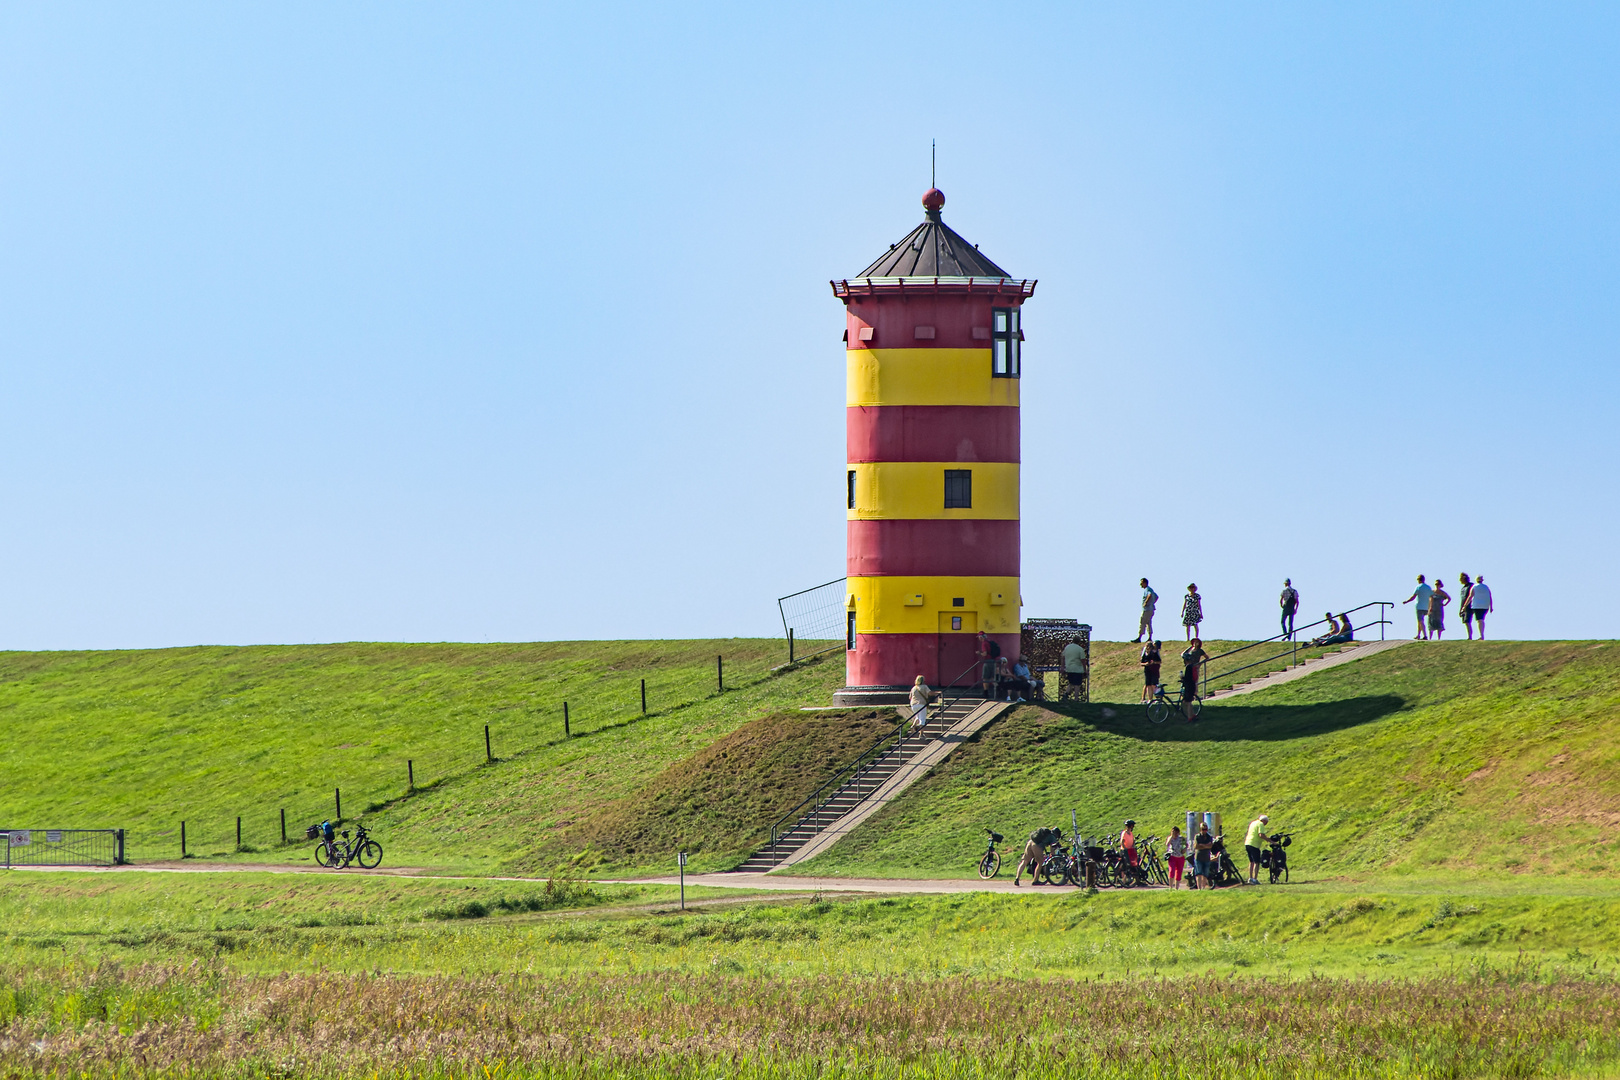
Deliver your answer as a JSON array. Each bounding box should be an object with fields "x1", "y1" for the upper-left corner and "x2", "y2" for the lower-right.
[{"x1": 2, "y1": 3, "x2": 1615, "y2": 648}]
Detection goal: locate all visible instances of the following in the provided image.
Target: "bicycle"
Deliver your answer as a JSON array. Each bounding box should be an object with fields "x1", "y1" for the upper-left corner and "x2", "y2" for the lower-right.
[
  {"x1": 314, "y1": 822, "x2": 383, "y2": 869},
  {"x1": 978, "y1": 829, "x2": 1005, "y2": 879},
  {"x1": 1039, "y1": 839, "x2": 1079, "y2": 886},
  {"x1": 1262, "y1": 832, "x2": 1293, "y2": 884},
  {"x1": 1146, "y1": 683, "x2": 1202, "y2": 724}
]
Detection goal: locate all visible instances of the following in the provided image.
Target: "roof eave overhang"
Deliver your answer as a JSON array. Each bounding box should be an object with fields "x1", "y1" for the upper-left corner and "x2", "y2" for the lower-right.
[{"x1": 830, "y1": 277, "x2": 1037, "y2": 302}]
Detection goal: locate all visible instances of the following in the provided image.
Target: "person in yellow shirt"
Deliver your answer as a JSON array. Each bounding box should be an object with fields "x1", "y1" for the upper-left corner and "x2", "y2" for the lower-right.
[{"x1": 1244, "y1": 814, "x2": 1271, "y2": 885}]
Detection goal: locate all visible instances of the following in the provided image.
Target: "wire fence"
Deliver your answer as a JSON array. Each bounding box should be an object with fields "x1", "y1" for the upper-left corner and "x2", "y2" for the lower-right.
[
  {"x1": 3, "y1": 829, "x2": 124, "y2": 867},
  {"x1": 777, "y1": 577, "x2": 848, "y2": 662}
]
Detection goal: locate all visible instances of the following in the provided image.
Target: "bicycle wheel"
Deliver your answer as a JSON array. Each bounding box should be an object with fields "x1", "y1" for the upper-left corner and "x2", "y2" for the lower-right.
[
  {"x1": 979, "y1": 850, "x2": 1001, "y2": 879},
  {"x1": 357, "y1": 840, "x2": 383, "y2": 869},
  {"x1": 313, "y1": 844, "x2": 332, "y2": 868},
  {"x1": 1146, "y1": 699, "x2": 1171, "y2": 724},
  {"x1": 1188, "y1": 698, "x2": 1203, "y2": 720}
]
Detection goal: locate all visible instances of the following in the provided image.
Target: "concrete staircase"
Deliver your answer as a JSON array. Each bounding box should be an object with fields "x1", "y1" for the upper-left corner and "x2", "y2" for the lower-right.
[
  {"x1": 730, "y1": 698, "x2": 1008, "y2": 873},
  {"x1": 1208, "y1": 638, "x2": 1411, "y2": 699}
]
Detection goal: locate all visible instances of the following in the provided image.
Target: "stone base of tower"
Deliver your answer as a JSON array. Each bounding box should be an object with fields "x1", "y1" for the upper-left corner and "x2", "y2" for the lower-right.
[{"x1": 838, "y1": 632, "x2": 1020, "y2": 705}]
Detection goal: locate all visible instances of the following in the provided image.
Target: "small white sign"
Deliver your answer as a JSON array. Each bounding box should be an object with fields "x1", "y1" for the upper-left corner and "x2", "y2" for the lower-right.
[
  {"x1": 677, "y1": 852, "x2": 687, "y2": 867},
  {"x1": 46, "y1": 831, "x2": 62, "y2": 843},
  {"x1": 9, "y1": 831, "x2": 30, "y2": 847}
]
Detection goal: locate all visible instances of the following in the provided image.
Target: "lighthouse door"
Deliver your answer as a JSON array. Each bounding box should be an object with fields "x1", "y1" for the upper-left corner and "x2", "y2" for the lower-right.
[{"x1": 937, "y1": 611, "x2": 978, "y2": 687}]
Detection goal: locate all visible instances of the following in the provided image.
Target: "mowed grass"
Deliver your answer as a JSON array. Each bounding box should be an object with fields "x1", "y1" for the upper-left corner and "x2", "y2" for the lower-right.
[
  {"x1": 0, "y1": 640, "x2": 843, "y2": 873},
  {"x1": 5, "y1": 875, "x2": 1620, "y2": 1078},
  {"x1": 788, "y1": 640, "x2": 1620, "y2": 881}
]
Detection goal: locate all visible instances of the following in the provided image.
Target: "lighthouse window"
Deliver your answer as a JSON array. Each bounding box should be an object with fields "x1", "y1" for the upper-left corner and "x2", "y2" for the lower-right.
[
  {"x1": 847, "y1": 470, "x2": 856, "y2": 509},
  {"x1": 846, "y1": 611, "x2": 857, "y2": 650},
  {"x1": 944, "y1": 469, "x2": 972, "y2": 508},
  {"x1": 991, "y1": 307, "x2": 1020, "y2": 378}
]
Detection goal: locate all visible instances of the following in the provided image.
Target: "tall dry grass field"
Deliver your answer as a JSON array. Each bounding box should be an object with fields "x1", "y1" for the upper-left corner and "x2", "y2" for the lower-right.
[{"x1": 3, "y1": 962, "x2": 1618, "y2": 1078}]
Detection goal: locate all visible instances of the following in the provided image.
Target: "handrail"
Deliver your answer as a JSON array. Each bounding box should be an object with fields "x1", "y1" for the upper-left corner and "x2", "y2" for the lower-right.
[
  {"x1": 1188, "y1": 601, "x2": 1395, "y2": 698},
  {"x1": 765, "y1": 656, "x2": 985, "y2": 865}
]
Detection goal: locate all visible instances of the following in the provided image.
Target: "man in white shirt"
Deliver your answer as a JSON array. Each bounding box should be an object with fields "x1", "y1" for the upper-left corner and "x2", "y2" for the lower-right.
[
  {"x1": 1136, "y1": 578, "x2": 1158, "y2": 643},
  {"x1": 1469, "y1": 576, "x2": 1494, "y2": 639},
  {"x1": 1402, "y1": 575, "x2": 1433, "y2": 640},
  {"x1": 1061, "y1": 638, "x2": 1087, "y2": 697}
]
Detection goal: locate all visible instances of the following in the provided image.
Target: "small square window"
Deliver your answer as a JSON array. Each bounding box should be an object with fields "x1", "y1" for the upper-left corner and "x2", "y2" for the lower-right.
[
  {"x1": 944, "y1": 469, "x2": 972, "y2": 509},
  {"x1": 847, "y1": 470, "x2": 856, "y2": 509},
  {"x1": 952, "y1": 597, "x2": 965, "y2": 607}
]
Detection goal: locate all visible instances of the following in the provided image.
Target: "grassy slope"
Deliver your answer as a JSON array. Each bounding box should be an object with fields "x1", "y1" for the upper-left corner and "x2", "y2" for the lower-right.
[
  {"x1": 0, "y1": 640, "x2": 844, "y2": 873},
  {"x1": 789, "y1": 640, "x2": 1620, "y2": 881}
]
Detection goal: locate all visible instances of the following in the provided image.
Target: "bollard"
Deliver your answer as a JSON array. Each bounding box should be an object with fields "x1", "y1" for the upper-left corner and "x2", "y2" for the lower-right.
[
  {"x1": 236, "y1": 816, "x2": 242, "y2": 851},
  {"x1": 408, "y1": 759, "x2": 414, "y2": 791},
  {"x1": 788, "y1": 628, "x2": 794, "y2": 664},
  {"x1": 564, "y1": 701, "x2": 570, "y2": 738},
  {"x1": 717, "y1": 655, "x2": 723, "y2": 692},
  {"x1": 335, "y1": 788, "x2": 341, "y2": 822},
  {"x1": 485, "y1": 725, "x2": 492, "y2": 763},
  {"x1": 181, "y1": 820, "x2": 187, "y2": 858},
  {"x1": 640, "y1": 679, "x2": 646, "y2": 715},
  {"x1": 280, "y1": 808, "x2": 286, "y2": 845}
]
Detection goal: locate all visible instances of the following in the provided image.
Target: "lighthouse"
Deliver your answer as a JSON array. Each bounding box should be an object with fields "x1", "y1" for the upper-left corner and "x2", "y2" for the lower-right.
[{"x1": 832, "y1": 188, "x2": 1035, "y2": 705}]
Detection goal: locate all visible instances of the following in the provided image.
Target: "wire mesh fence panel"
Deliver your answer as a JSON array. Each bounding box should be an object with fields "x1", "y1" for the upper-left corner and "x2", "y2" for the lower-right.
[
  {"x1": 3, "y1": 829, "x2": 122, "y2": 867},
  {"x1": 777, "y1": 578, "x2": 848, "y2": 660}
]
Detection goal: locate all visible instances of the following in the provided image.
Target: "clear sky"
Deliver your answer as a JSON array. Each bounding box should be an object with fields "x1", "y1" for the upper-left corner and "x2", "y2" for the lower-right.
[{"x1": 2, "y1": 3, "x2": 1615, "y2": 649}]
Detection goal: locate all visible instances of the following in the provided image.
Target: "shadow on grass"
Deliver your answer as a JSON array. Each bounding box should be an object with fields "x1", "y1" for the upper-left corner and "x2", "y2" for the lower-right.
[{"x1": 1043, "y1": 694, "x2": 1407, "y2": 743}]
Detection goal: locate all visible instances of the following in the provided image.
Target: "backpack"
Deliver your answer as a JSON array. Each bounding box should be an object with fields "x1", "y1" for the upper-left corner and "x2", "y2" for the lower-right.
[
  {"x1": 988, "y1": 640, "x2": 1002, "y2": 658},
  {"x1": 321, "y1": 821, "x2": 335, "y2": 842},
  {"x1": 1030, "y1": 827, "x2": 1058, "y2": 847}
]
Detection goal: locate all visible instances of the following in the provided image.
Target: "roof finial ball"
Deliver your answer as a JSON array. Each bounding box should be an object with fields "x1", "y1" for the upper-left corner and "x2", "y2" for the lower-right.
[{"x1": 922, "y1": 187, "x2": 945, "y2": 221}]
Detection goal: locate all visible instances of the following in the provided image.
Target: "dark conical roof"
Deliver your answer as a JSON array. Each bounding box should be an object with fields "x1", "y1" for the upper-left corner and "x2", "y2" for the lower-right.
[{"x1": 853, "y1": 188, "x2": 1012, "y2": 279}]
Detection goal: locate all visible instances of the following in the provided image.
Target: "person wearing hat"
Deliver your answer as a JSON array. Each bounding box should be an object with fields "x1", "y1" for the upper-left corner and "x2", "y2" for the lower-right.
[{"x1": 1244, "y1": 814, "x2": 1271, "y2": 885}]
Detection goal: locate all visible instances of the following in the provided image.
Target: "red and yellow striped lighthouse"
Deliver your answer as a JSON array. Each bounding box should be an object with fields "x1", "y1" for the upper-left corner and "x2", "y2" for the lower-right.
[{"x1": 831, "y1": 188, "x2": 1035, "y2": 705}]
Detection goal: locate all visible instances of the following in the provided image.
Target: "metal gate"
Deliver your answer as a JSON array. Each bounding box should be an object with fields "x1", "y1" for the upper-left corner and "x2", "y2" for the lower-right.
[{"x1": 3, "y1": 829, "x2": 125, "y2": 867}]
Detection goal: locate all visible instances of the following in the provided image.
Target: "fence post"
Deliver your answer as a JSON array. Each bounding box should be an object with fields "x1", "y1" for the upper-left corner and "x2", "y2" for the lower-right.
[
  {"x1": 115, "y1": 829, "x2": 125, "y2": 865},
  {"x1": 563, "y1": 702, "x2": 570, "y2": 738},
  {"x1": 181, "y1": 820, "x2": 187, "y2": 859},
  {"x1": 640, "y1": 679, "x2": 646, "y2": 715},
  {"x1": 335, "y1": 788, "x2": 341, "y2": 822},
  {"x1": 408, "y1": 760, "x2": 414, "y2": 791},
  {"x1": 485, "y1": 725, "x2": 492, "y2": 763},
  {"x1": 236, "y1": 816, "x2": 242, "y2": 851},
  {"x1": 717, "y1": 655, "x2": 724, "y2": 692},
  {"x1": 788, "y1": 628, "x2": 794, "y2": 663},
  {"x1": 280, "y1": 809, "x2": 286, "y2": 845}
]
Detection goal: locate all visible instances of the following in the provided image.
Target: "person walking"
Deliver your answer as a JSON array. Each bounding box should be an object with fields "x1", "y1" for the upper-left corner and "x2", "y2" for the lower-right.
[
  {"x1": 1165, "y1": 826, "x2": 1188, "y2": 889},
  {"x1": 1181, "y1": 584, "x2": 1203, "y2": 640},
  {"x1": 1279, "y1": 579, "x2": 1300, "y2": 640},
  {"x1": 908, "y1": 675, "x2": 935, "y2": 737},
  {"x1": 1136, "y1": 578, "x2": 1159, "y2": 643},
  {"x1": 1180, "y1": 638, "x2": 1208, "y2": 722},
  {"x1": 1192, "y1": 822, "x2": 1214, "y2": 889},
  {"x1": 1244, "y1": 814, "x2": 1270, "y2": 885},
  {"x1": 1468, "y1": 575, "x2": 1494, "y2": 638},
  {"x1": 1139, "y1": 640, "x2": 1162, "y2": 703},
  {"x1": 1456, "y1": 574, "x2": 1476, "y2": 639},
  {"x1": 1402, "y1": 575, "x2": 1433, "y2": 639},
  {"x1": 1428, "y1": 578, "x2": 1450, "y2": 640}
]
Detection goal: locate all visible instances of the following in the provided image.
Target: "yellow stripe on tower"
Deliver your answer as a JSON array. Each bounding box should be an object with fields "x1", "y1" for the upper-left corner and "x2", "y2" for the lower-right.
[
  {"x1": 847, "y1": 575, "x2": 1021, "y2": 635},
  {"x1": 847, "y1": 461, "x2": 1019, "y2": 521},
  {"x1": 846, "y1": 348, "x2": 1019, "y2": 407}
]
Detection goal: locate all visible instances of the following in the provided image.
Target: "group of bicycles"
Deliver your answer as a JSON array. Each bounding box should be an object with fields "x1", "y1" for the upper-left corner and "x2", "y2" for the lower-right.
[{"x1": 979, "y1": 827, "x2": 1294, "y2": 887}]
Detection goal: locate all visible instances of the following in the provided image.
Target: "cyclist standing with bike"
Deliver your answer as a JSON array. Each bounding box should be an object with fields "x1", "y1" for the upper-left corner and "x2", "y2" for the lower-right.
[
  {"x1": 1180, "y1": 638, "x2": 1208, "y2": 722},
  {"x1": 1244, "y1": 814, "x2": 1270, "y2": 885}
]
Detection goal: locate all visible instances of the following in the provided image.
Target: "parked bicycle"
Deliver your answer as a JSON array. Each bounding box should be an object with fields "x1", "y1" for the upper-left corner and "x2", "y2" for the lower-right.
[
  {"x1": 978, "y1": 829, "x2": 1005, "y2": 879},
  {"x1": 309, "y1": 822, "x2": 382, "y2": 869},
  {"x1": 1262, "y1": 831, "x2": 1294, "y2": 884},
  {"x1": 1146, "y1": 683, "x2": 1201, "y2": 724}
]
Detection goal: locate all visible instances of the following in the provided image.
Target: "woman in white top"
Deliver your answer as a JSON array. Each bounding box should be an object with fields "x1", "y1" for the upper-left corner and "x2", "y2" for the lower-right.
[{"x1": 908, "y1": 676, "x2": 935, "y2": 736}]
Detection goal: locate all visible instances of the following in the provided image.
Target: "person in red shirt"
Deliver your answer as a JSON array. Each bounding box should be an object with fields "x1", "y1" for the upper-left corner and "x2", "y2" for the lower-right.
[{"x1": 1121, "y1": 819, "x2": 1140, "y2": 883}]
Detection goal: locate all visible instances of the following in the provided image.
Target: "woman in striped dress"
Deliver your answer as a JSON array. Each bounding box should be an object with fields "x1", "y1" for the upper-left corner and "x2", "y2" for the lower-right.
[{"x1": 1181, "y1": 583, "x2": 1203, "y2": 640}]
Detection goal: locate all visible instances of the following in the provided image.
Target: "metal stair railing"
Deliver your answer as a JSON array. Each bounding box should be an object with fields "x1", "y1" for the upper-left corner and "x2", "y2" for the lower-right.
[
  {"x1": 1197, "y1": 601, "x2": 1394, "y2": 698},
  {"x1": 762, "y1": 658, "x2": 986, "y2": 865}
]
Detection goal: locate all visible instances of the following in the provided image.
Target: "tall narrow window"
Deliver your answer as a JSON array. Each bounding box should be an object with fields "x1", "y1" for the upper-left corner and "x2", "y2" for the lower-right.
[
  {"x1": 846, "y1": 611, "x2": 857, "y2": 650},
  {"x1": 847, "y1": 469, "x2": 856, "y2": 509},
  {"x1": 944, "y1": 469, "x2": 972, "y2": 508},
  {"x1": 991, "y1": 306, "x2": 1020, "y2": 378}
]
